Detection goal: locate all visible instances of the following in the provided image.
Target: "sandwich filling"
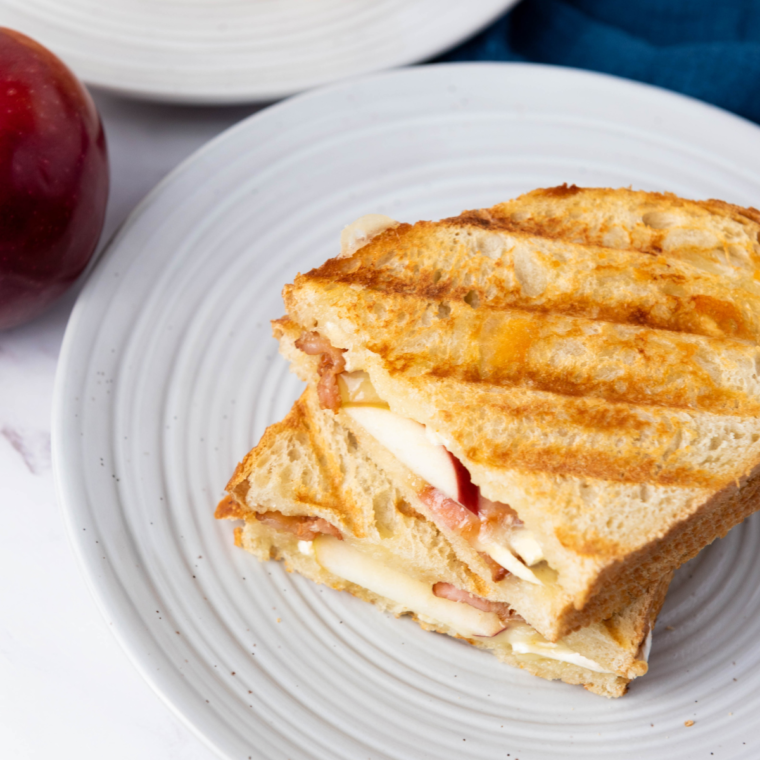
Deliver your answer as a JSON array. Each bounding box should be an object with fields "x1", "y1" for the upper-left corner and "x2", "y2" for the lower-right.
[
  {"x1": 296, "y1": 328, "x2": 554, "y2": 588},
  {"x1": 344, "y1": 401, "x2": 551, "y2": 586},
  {"x1": 285, "y1": 533, "x2": 612, "y2": 674}
]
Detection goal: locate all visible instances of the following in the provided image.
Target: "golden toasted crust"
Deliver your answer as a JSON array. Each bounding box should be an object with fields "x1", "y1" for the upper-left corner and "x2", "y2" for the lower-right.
[
  {"x1": 226, "y1": 389, "x2": 369, "y2": 540},
  {"x1": 295, "y1": 194, "x2": 760, "y2": 345},
  {"x1": 579, "y1": 457, "x2": 760, "y2": 608},
  {"x1": 281, "y1": 186, "x2": 760, "y2": 614},
  {"x1": 485, "y1": 185, "x2": 760, "y2": 272},
  {"x1": 215, "y1": 494, "x2": 250, "y2": 520}
]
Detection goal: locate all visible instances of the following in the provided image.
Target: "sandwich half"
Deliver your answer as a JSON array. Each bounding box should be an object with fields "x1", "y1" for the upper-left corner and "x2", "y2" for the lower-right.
[
  {"x1": 276, "y1": 186, "x2": 760, "y2": 641},
  {"x1": 218, "y1": 384, "x2": 669, "y2": 698}
]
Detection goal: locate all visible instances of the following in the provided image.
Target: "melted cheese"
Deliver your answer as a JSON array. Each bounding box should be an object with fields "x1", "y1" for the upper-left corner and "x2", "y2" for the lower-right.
[
  {"x1": 339, "y1": 214, "x2": 399, "y2": 257},
  {"x1": 298, "y1": 540, "x2": 315, "y2": 556},
  {"x1": 639, "y1": 629, "x2": 653, "y2": 663},
  {"x1": 509, "y1": 528, "x2": 545, "y2": 566},
  {"x1": 312, "y1": 536, "x2": 612, "y2": 675},
  {"x1": 493, "y1": 625, "x2": 614, "y2": 674}
]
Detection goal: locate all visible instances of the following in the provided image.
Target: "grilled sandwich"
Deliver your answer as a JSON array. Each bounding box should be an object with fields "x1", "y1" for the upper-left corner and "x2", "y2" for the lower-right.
[
  {"x1": 218, "y1": 383, "x2": 670, "y2": 698},
  {"x1": 273, "y1": 186, "x2": 760, "y2": 641},
  {"x1": 218, "y1": 186, "x2": 760, "y2": 695}
]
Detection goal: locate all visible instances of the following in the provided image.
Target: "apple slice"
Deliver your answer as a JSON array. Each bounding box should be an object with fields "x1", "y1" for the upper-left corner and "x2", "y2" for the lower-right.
[
  {"x1": 342, "y1": 397, "x2": 552, "y2": 587},
  {"x1": 344, "y1": 406, "x2": 461, "y2": 502},
  {"x1": 509, "y1": 528, "x2": 545, "y2": 567},
  {"x1": 342, "y1": 382, "x2": 479, "y2": 512},
  {"x1": 313, "y1": 536, "x2": 504, "y2": 638},
  {"x1": 478, "y1": 540, "x2": 543, "y2": 585}
]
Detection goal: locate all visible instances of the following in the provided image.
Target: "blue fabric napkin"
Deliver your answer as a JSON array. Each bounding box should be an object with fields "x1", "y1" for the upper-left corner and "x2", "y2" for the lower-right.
[{"x1": 441, "y1": 0, "x2": 760, "y2": 124}]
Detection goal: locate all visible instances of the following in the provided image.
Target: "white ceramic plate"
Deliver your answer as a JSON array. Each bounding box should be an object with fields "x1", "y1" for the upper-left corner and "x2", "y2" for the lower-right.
[
  {"x1": 0, "y1": 0, "x2": 514, "y2": 103},
  {"x1": 54, "y1": 64, "x2": 760, "y2": 759}
]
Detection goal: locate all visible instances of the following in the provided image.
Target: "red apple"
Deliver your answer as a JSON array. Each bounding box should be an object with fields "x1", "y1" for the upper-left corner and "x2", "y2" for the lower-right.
[{"x1": 0, "y1": 27, "x2": 108, "y2": 330}]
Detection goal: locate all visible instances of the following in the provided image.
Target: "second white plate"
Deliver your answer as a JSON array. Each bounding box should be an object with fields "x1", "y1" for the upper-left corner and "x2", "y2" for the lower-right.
[
  {"x1": 54, "y1": 64, "x2": 760, "y2": 759},
  {"x1": 0, "y1": 0, "x2": 514, "y2": 102}
]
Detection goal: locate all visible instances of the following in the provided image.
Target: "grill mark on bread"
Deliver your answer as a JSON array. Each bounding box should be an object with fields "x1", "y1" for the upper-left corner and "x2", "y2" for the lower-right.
[
  {"x1": 279, "y1": 322, "x2": 759, "y2": 490},
  {"x1": 445, "y1": 206, "x2": 676, "y2": 257},
  {"x1": 339, "y1": 289, "x2": 760, "y2": 417},
  {"x1": 461, "y1": 437, "x2": 721, "y2": 489},
  {"x1": 302, "y1": 223, "x2": 760, "y2": 347},
  {"x1": 429, "y1": 376, "x2": 760, "y2": 488},
  {"x1": 433, "y1": 385, "x2": 729, "y2": 487},
  {"x1": 279, "y1": 322, "x2": 758, "y2": 489}
]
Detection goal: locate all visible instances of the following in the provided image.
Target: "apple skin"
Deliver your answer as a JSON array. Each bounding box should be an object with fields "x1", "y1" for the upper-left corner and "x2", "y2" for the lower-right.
[
  {"x1": 448, "y1": 450, "x2": 479, "y2": 514},
  {"x1": 0, "y1": 27, "x2": 108, "y2": 330}
]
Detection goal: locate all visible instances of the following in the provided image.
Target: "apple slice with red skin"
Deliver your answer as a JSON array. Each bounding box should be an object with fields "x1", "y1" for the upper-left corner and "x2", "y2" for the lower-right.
[
  {"x1": 448, "y1": 450, "x2": 479, "y2": 514},
  {"x1": 343, "y1": 405, "x2": 480, "y2": 511},
  {"x1": 342, "y1": 405, "x2": 543, "y2": 582},
  {"x1": 344, "y1": 405, "x2": 461, "y2": 498}
]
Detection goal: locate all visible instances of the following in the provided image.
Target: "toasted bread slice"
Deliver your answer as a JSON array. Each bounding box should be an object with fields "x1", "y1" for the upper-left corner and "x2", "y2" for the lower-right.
[
  {"x1": 279, "y1": 187, "x2": 760, "y2": 637},
  {"x1": 219, "y1": 384, "x2": 670, "y2": 698}
]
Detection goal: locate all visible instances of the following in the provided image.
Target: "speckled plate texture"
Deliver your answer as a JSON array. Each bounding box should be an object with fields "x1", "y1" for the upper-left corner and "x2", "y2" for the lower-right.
[
  {"x1": 53, "y1": 64, "x2": 760, "y2": 759},
  {"x1": 0, "y1": 0, "x2": 514, "y2": 103}
]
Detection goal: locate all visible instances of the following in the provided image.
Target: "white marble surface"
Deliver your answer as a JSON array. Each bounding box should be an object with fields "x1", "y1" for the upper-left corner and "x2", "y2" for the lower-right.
[{"x1": 0, "y1": 91, "x2": 262, "y2": 759}]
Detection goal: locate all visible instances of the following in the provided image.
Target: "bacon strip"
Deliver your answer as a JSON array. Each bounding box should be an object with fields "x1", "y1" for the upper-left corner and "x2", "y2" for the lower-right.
[
  {"x1": 254, "y1": 510, "x2": 342, "y2": 541},
  {"x1": 432, "y1": 582, "x2": 521, "y2": 622},
  {"x1": 477, "y1": 495, "x2": 524, "y2": 556},
  {"x1": 293, "y1": 331, "x2": 333, "y2": 355},
  {"x1": 295, "y1": 331, "x2": 346, "y2": 412},
  {"x1": 418, "y1": 487, "x2": 479, "y2": 542},
  {"x1": 479, "y1": 552, "x2": 509, "y2": 582},
  {"x1": 478, "y1": 495, "x2": 522, "y2": 527}
]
